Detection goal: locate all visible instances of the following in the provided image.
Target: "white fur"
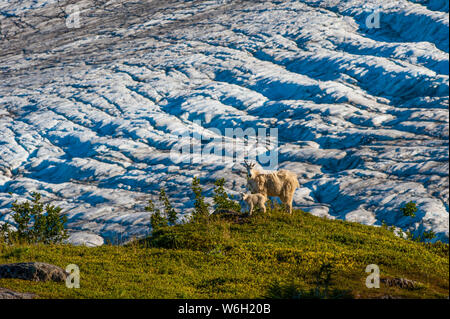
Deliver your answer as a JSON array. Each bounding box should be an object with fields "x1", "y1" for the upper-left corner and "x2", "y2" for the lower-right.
[
  {"x1": 240, "y1": 192, "x2": 267, "y2": 215},
  {"x1": 244, "y1": 161, "x2": 299, "y2": 214}
]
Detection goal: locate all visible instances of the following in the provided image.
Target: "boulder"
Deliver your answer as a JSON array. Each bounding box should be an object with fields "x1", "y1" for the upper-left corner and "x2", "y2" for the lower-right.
[
  {"x1": 381, "y1": 277, "x2": 419, "y2": 290},
  {"x1": 66, "y1": 231, "x2": 104, "y2": 247},
  {"x1": 0, "y1": 287, "x2": 36, "y2": 299},
  {"x1": 0, "y1": 262, "x2": 68, "y2": 282}
]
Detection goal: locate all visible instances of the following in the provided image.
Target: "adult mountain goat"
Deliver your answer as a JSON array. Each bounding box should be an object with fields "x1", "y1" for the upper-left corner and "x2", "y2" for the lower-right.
[{"x1": 243, "y1": 161, "x2": 299, "y2": 214}]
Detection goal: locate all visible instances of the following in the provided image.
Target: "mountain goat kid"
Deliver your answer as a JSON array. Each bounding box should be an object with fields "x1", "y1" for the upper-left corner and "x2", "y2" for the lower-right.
[
  {"x1": 244, "y1": 161, "x2": 299, "y2": 214},
  {"x1": 240, "y1": 192, "x2": 267, "y2": 215}
]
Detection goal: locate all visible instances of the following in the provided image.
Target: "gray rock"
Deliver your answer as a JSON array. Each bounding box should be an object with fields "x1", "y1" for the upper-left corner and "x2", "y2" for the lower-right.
[
  {"x1": 66, "y1": 232, "x2": 104, "y2": 247},
  {"x1": 381, "y1": 277, "x2": 419, "y2": 290},
  {"x1": 0, "y1": 262, "x2": 68, "y2": 282},
  {"x1": 0, "y1": 287, "x2": 36, "y2": 299}
]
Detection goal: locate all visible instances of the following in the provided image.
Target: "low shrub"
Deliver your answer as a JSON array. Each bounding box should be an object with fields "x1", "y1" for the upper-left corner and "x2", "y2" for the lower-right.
[
  {"x1": 401, "y1": 201, "x2": 418, "y2": 217},
  {"x1": 213, "y1": 178, "x2": 241, "y2": 213},
  {"x1": 0, "y1": 192, "x2": 68, "y2": 244}
]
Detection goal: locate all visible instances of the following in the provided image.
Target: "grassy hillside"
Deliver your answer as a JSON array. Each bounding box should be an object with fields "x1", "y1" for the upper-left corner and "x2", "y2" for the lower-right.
[{"x1": 0, "y1": 209, "x2": 448, "y2": 299}]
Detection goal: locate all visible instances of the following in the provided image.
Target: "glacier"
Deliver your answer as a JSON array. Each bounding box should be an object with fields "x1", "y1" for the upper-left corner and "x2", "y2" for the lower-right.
[{"x1": 0, "y1": 0, "x2": 448, "y2": 245}]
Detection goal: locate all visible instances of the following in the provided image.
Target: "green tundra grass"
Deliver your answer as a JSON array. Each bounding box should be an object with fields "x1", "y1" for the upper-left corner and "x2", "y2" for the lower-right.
[{"x1": 0, "y1": 209, "x2": 448, "y2": 299}]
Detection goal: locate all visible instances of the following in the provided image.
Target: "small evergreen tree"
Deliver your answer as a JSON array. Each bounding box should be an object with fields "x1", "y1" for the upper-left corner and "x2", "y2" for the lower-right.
[
  {"x1": 422, "y1": 230, "x2": 436, "y2": 241},
  {"x1": 145, "y1": 199, "x2": 168, "y2": 230},
  {"x1": 401, "y1": 201, "x2": 418, "y2": 217},
  {"x1": 191, "y1": 176, "x2": 210, "y2": 221},
  {"x1": 213, "y1": 178, "x2": 241, "y2": 212},
  {"x1": 405, "y1": 230, "x2": 414, "y2": 241},
  {"x1": 33, "y1": 202, "x2": 67, "y2": 244},
  {"x1": 159, "y1": 188, "x2": 178, "y2": 225},
  {"x1": 2, "y1": 192, "x2": 67, "y2": 244},
  {"x1": 0, "y1": 222, "x2": 11, "y2": 243}
]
